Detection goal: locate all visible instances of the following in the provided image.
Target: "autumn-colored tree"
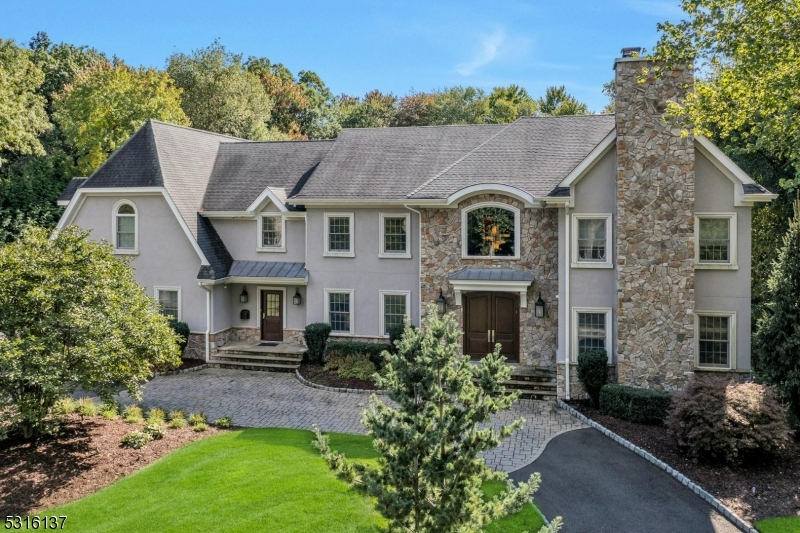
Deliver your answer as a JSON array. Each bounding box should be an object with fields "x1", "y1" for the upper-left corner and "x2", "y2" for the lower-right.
[{"x1": 395, "y1": 90, "x2": 436, "y2": 126}]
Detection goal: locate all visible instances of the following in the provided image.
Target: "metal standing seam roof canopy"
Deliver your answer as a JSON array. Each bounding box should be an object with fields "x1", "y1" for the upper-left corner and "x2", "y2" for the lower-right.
[
  {"x1": 227, "y1": 261, "x2": 308, "y2": 280},
  {"x1": 447, "y1": 267, "x2": 536, "y2": 307}
]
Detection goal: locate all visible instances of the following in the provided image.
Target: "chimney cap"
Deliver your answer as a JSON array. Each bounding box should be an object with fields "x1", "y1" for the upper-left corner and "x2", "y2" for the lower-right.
[{"x1": 621, "y1": 47, "x2": 642, "y2": 58}]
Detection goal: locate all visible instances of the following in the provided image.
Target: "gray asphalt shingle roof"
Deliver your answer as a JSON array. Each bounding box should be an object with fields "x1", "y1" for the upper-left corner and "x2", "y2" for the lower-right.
[
  {"x1": 448, "y1": 267, "x2": 535, "y2": 282},
  {"x1": 196, "y1": 216, "x2": 234, "y2": 280},
  {"x1": 743, "y1": 183, "x2": 773, "y2": 195},
  {"x1": 57, "y1": 177, "x2": 87, "y2": 202},
  {"x1": 228, "y1": 261, "x2": 307, "y2": 279}
]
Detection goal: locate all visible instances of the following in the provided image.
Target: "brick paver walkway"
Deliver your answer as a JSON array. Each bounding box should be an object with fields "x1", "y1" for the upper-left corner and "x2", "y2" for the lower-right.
[{"x1": 116, "y1": 368, "x2": 584, "y2": 472}]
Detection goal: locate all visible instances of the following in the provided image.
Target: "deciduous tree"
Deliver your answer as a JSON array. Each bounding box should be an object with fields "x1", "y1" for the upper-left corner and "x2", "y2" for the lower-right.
[{"x1": 536, "y1": 85, "x2": 589, "y2": 116}]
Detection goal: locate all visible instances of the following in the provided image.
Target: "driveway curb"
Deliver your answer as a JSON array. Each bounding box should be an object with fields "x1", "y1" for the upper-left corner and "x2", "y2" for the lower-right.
[
  {"x1": 557, "y1": 400, "x2": 758, "y2": 533},
  {"x1": 295, "y1": 369, "x2": 387, "y2": 395}
]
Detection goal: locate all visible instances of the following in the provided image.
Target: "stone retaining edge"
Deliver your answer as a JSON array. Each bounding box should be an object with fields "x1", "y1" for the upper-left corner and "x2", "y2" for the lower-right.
[
  {"x1": 295, "y1": 369, "x2": 387, "y2": 395},
  {"x1": 557, "y1": 399, "x2": 759, "y2": 533},
  {"x1": 154, "y1": 364, "x2": 209, "y2": 377}
]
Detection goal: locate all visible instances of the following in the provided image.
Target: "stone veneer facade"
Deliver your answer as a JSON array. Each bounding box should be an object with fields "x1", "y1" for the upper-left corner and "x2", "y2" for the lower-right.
[
  {"x1": 614, "y1": 58, "x2": 696, "y2": 391},
  {"x1": 420, "y1": 194, "x2": 559, "y2": 368}
]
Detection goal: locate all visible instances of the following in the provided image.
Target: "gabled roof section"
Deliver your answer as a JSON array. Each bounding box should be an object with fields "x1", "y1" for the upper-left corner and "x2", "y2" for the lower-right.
[
  {"x1": 57, "y1": 177, "x2": 87, "y2": 205},
  {"x1": 196, "y1": 216, "x2": 234, "y2": 280},
  {"x1": 203, "y1": 140, "x2": 332, "y2": 211},
  {"x1": 409, "y1": 115, "x2": 616, "y2": 200},
  {"x1": 81, "y1": 121, "x2": 164, "y2": 188},
  {"x1": 290, "y1": 124, "x2": 506, "y2": 200}
]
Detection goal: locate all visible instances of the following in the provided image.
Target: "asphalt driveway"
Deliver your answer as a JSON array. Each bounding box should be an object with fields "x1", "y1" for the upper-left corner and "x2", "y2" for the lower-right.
[{"x1": 511, "y1": 428, "x2": 740, "y2": 533}]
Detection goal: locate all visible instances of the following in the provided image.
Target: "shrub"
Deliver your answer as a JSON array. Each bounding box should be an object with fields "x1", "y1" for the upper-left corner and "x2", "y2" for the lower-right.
[
  {"x1": 666, "y1": 377, "x2": 792, "y2": 462},
  {"x1": 169, "y1": 319, "x2": 190, "y2": 353},
  {"x1": 168, "y1": 409, "x2": 185, "y2": 421},
  {"x1": 388, "y1": 323, "x2": 417, "y2": 354},
  {"x1": 121, "y1": 431, "x2": 153, "y2": 449},
  {"x1": 325, "y1": 353, "x2": 376, "y2": 381},
  {"x1": 52, "y1": 397, "x2": 77, "y2": 416},
  {"x1": 168, "y1": 418, "x2": 187, "y2": 429},
  {"x1": 325, "y1": 341, "x2": 391, "y2": 370},
  {"x1": 101, "y1": 409, "x2": 118, "y2": 420},
  {"x1": 214, "y1": 416, "x2": 232, "y2": 429},
  {"x1": 193, "y1": 422, "x2": 208, "y2": 432},
  {"x1": 304, "y1": 323, "x2": 331, "y2": 364},
  {"x1": 75, "y1": 397, "x2": 98, "y2": 417},
  {"x1": 576, "y1": 349, "x2": 608, "y2": 407},
  {"x1": 143, "y1": 423, "x2": 166, "y2": 440},
  {"x1": 146, "y1": 408, "x2": 166, "y2": 424},
  {"x1": 600, "y1": 384, "x2": 672, "y2": 425},
  {"x1": 122, "y1": 405, "x2": 144, "y2": 424},
  {"x1": 188, "y1": 412, "x2": 206, "y2": 426}
]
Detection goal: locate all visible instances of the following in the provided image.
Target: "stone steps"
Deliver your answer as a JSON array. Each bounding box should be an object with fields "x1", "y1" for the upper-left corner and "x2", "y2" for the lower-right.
[
  {"x1": 473, "y1": 366, "x2": 558, "y2": 401},
  {"x1": 210, "y1": 343, "x2": 305, "y2": 372}
]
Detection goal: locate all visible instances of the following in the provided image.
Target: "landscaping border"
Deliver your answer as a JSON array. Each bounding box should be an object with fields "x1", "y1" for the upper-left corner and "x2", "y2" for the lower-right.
[
  {"x1": 154, "y1": 364, "x2": 208, "y2": 377},
  {"x1": 557, "y1": 399, "x2": 758, "y2": 533},
  {"x1": 295, "y1": 369, "x2": 386, "y2": 395}
]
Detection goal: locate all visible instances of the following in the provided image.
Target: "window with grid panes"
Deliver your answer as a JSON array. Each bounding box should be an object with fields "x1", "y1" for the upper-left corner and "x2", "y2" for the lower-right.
[
  {"x1": 328, "y1": 217, "x2": 351, "y2": 252},
  {"x1": 116, "y1": 204, "x2": 135, "y2": 249},
  {"x1": 698, "y1": 315, "x2": 730, "y2": 368},
  {"x1": 577, "y1": 312, "x2": 606, "y2": 354},
  {"x1": 328, "y1": 292, "x2": 351, "y2": 333},
  {"x1": 383, "y1": 294, "x2": 406, "y2": 334},
  {"x1": 383, "y1": 217, "x2": 407, "y2": 253},
  {"x1": 261, "y1": 215, "x2": 282, "y2": 247},
  {"x1": 157, "y1": 290, "x2": 179, "y2": 320},
  {"x1": 698, "y1": 218, "x2": 730, "y2": 263}
]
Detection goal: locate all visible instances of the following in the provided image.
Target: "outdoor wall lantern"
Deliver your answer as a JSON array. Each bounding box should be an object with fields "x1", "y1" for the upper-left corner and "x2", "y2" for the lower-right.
[
  {"x1": 534, "y1": 292, "x2": 546, "y2": 319},
  {"x1": 293, "y1": 288, "x2": 302, "y2": 306},
  {"x1": 239, "y1": 286, "x2": 249, "y2": 304},
  {"x1": 437, "y1": 289, "x2": 447, "y2": 316}
]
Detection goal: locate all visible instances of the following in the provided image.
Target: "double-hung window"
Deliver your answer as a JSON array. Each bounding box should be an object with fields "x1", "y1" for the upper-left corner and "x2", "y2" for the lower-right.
[
  {"x1": 258, "y1": 214, "x2": 285, "y2": 252},
  {"x1": 114, "y1": 201, "x2": 137, "y2": 253},
  {"x1": 324, "y1": 213, "x2": 355, "y2": 257},
  {"x1": 155, "y1": 287, "x2": 181, "y2": 321},
  {"x1": 572, "y1": 214, "x2": 612, "y2": 268},
  {"x1": 572, "y1": 308, "x2": 612, "y2": 362},
  {"x1": 695, "y1": 214, "x2": 737, "y2": 269},
  {"x1": 696, "y1": 312, "x2": 735, "y2": 370},
  {"x1": 325, "y1": 289, "x2": 354, "y2": 334},
  {"x1": 379, "y1": 213, "x2": 411, "y2": 258},
  {"x1": 380, "y1": 291, "x2": 410, "y2": 335}
]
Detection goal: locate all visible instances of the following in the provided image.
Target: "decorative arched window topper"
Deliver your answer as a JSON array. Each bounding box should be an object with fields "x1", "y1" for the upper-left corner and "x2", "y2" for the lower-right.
[
  {"x1": 113, "y1": 200, "x2": 138, "y2": 254},
  {"x1": 461, "y1": 202, "x2": 520, "y2": 259}
]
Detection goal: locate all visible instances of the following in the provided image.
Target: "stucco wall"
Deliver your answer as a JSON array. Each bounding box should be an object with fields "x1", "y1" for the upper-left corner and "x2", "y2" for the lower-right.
[
  {"x1": 694, "y1": 152, "x2": 752, "y2": 370},
  {"x1": 212, "y1": 215, "x2": 306, "y2": 263},
  {"x1": 70, "y1": 194, "x2": 207, "y2": 331},
  {"x1": 305, "y1": 208, "x2": 420, "y2": 338}
]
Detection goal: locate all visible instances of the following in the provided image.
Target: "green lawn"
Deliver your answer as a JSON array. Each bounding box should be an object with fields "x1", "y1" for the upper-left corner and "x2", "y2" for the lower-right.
[
  {"x1": 37, "y1": 428, "x2": 544, "y2": 532},
  {"x1": 755, "y1": 516, "x2": 800, "y2": 533}
]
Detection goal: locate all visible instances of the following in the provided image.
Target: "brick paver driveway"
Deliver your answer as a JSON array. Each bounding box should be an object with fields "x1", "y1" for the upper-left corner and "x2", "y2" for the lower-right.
[{"x1": 117, "y1": 368, "x2": 584, "y2": 472}]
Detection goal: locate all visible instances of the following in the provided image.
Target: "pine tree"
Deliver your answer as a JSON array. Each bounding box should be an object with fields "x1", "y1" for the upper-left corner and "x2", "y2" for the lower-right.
[
  {"x1": 314, "y1": 305, "x2": 561, "y2": 533},
  {"x1": 753, "y1": 198, "x2": 800, "y2": 428}
]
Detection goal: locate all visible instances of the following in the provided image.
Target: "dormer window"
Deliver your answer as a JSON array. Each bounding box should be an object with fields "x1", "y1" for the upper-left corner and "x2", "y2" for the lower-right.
[
  {"x1": 257, "y1": 214, "x2": 285, "y2": 252},
  {"x1": 113, "y1": 200, "x2": 137, "y2": 254},
  {"x1": 462, "y1": 203, "x2": 520, "y2": 259}
]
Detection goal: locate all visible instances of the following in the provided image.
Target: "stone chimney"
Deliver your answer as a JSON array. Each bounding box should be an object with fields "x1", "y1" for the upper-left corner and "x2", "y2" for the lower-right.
[{"x1": 614, "y1": 48, "x2": 696, "y2": 391}]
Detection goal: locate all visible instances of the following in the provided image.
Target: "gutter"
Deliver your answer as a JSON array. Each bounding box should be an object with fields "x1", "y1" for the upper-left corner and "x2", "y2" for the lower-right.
[{"x1": 564, "y1": 206, "x2": 571, "y2": 400}]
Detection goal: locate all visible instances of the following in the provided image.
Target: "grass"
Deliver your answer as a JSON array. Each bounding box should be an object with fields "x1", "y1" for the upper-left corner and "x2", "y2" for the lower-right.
[
  {"x1": 40, "y1": 429, "x2": 544, "y2": 532},
  {"x1": 755, "y1": 516, "x2": 800, "y2": 533}
]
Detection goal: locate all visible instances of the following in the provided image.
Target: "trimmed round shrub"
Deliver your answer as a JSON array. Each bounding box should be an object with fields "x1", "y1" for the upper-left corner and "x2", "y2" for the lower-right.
[
  {"x1": 169, "y1": 319, "x2": 190, "y2": 353},
  {"x1": 304, "y1": 323, "x2": 332, "y2": 364},
  {"x1": 666, "y1": 376, "x2": 792, "y2": 463},
  {"x1": 576, "y1": 349, "x2": 608, "y2": 407},
  {"x1": 143, "y1": 423, "x2": 166, "y2": 440},
  {"x1": 600, "y1": 384, "x2": 672, "y2": 425},
  {"x1": 121, "y1": 431, "x2": 153, "y2": 449}
]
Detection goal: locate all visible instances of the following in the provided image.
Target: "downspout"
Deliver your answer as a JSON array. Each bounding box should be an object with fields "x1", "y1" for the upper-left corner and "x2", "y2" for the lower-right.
[
  {"x1": 564, "y1": 206, "x2": 571, "y2": 400},
  {"x1": 404, "y1": 204, "x2": 423, "y2": 326},
  {"x1": 199, "y1": 283, "x2": 212, "y2": 362}
]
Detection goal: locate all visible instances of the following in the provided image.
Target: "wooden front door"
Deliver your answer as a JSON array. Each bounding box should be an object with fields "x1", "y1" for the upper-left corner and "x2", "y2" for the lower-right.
[
  {"x1": 261, "y1": 290, "x2": 283, "y2": 341},
  {"x1": 463, "y1": 292, "x2": 519, "y2": 362}
]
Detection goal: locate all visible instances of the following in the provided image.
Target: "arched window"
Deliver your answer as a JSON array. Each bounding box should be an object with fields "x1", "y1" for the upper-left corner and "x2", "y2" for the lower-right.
[
  {"x1": 113, "y1": 201, "x2": 137, "y2": 253},
  {"x1": 462, "y1": 203, "x2": 520, "y2": 259}
]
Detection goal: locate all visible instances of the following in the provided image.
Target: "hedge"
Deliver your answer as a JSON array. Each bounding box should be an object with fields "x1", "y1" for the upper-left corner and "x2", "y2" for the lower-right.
[
  {"x1": 325, "y1": 341, "x2": 392, "y2": 369},
  {"x1": 599, "y1": 383, "x2": 672, "y2": 425},
  {"x1": 304, "y1": 323, "x2": 331, "y2": 364}
]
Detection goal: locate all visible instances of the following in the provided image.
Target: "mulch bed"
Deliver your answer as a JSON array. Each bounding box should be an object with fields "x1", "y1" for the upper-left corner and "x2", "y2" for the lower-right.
[
  {"x1": 0, "y1": 414, "x2": 221, "y2": 516},
  {"x1": 569, "y1": 401, "x2": 800, "y2": 522},
  {"x1": 298, "y1": 363, "x2": 381, "y2": 390}
]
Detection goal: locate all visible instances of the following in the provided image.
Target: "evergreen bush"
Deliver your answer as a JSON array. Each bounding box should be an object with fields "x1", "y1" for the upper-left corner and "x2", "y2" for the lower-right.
[
  {"x1": 388, "y1": 323, "x2": 416, "y2": 354},
  {"x1": 304, "y1": 323, "x2": 331, "y2": 364},
  {"x1": 169, "y1": 319, "x2": 190, "y2": 353},
  {"x1": 600, "y1": 384, "x2": 672, "y2": 425},
  {"x1": 576, "y1": 349, "x2": 608, "y2": 407}
]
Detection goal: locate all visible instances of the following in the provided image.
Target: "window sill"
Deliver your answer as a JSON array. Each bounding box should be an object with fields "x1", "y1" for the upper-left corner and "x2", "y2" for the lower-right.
[
  {"x1": 324, "y1": 251, "x2": 355, "y2": 258},
  {"x1": 695, "y1": 263, "x2": 738, "y2": 270},
  {"x1": 570, "y1": 262, "x2": 613, "y2": 269},
  {"x1": 378, "y1": 252, "x2": 412, "y2": 259},
  {"x1": 114, "y1": 249, "x2": 139, "y2": 255},
  {"x1": 694, "y1": 365, "x2": 734, "y2": 372},
  {"x1": 461, "y1": 255, "x2": 521, "y2": 261},
  {"x1": 257, "y1": 247, "x2": 286, "y2": 253},
  {"x1": 329, "y1": 331, "x2": 355, "y2": 337}
]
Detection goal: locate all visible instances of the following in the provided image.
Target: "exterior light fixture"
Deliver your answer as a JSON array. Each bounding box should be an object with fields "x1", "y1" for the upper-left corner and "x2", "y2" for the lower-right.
[
  {"x1": 437, "y1": 289, "x2": 447, "y2": 316},
  {"x1": 239, "y1": 286, "x2": 249, "y2": 304},
  {"x1": 534, "y1": 292, "x2": 546, "y2": 319},
  {"x1": 293, "y1": 288, "x2": 302, "y2": 306}
]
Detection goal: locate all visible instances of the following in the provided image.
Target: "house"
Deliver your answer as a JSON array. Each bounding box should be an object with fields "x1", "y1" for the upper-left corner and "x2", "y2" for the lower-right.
[{"x1": 56, "y1": 49, "x2": 776, "y2": 399}]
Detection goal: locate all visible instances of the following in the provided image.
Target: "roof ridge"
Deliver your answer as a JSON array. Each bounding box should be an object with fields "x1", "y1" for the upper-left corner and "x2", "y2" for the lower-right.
[
  {"x1": 219, "y1": 139, "x2": 336, "y2": 145},
  {"x1": 405, "y1": 121, "x2": 515, "y2": 198},
  {"x1": 341, "y1": 122, "x2": 506, "y2": 132},
  {"x1": 148, "y1": 119, "x2": 250, "y2": 142},
  {"x1": 82, "y1": 121, "x2": 163, "y2": 187},
  {"x1": 516, "y1": 113, "x2": 612, "y2": 120}
]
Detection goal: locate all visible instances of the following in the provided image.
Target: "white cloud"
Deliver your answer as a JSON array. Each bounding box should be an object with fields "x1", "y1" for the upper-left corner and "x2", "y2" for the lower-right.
[{"x1": 455, "y1": 29, "x2": 508, "y2": 76}]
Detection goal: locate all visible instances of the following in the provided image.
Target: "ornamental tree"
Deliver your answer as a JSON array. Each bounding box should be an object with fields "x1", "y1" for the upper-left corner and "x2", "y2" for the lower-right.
[
  {"x1": 314, "y1": 306, "x2": 561, "y2": 533},
  {"x1": 0, "y1": 226, "x2": 181, "y2": 439}
]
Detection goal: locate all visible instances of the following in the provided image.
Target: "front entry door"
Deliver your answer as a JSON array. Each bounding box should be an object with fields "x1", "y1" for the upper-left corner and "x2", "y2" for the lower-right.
[
  {"x1": 463, "y1": 292, "x2": 519, "y2": 362},
  {"x1": 261, "y1": 290, "x2": 283, "y2": 341}
]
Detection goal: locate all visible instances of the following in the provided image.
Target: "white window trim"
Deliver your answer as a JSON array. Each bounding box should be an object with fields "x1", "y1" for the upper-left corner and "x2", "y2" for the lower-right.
[
  {"x1": 112, "y1": 199, "x2": 139, "y2": 255},
  {"x1": 461, "y1": 202, "x2": 521, "y2": 260},
  {"x1": 324, "y1": 288, "x2": 355, "y2": 336},
  {"x1": 695, "y1": 310, "x2": 736, "y2": 371},
  {"x1": 256, "y1": 213, "x2": 286, "y2": 253},
  {"x1": 379, "y1": 290, "x2": 411, "y2": 337},
  {"x1": 571, "y1": 307, "x2": 612, "y2": 363},
  {"x1": 323, "y1": 212, "x2": 355, "y2": 257},
  {"x1": 695, "y1": 213, "x2": 738, "y2": 270},
  {"x1": 379, "y1": 213, "x2": 412, "y2": 259},
  {"x1": 571, "y1": 213, "x2": 613, "y2": 269},
  {"x1": 155, "y1": 286, "x2": 182, "y2": 322}
]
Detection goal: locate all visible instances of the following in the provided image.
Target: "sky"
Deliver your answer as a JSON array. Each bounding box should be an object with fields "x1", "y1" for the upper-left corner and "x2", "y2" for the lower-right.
[{"x1": 4, "y1": 0, "x2": 687, "y2": 113}]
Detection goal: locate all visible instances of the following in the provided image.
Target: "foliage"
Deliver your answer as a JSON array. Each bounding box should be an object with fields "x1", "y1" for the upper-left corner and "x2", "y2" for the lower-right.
[
  {"x1": 0, "y1": 226, "x2": 181, "y2": 438},
  {"x1": 466, "y1": 206, "x2": 516, "y2": 257},
  {"x1": 753, "y1": 199, "x2": 800, "y2": 428},
  {"x1": 576, "y1": 349, "x2": 608, "y2": 407},
  {"x1": 304, "y1": 322, "x2": 332, "y2": 364},
  {"x1": 188, "y1": 412, "x2": 206, "y2": 426},
  {"x1": 395, "y1": 90, "x2": 436, "y2": 126},
  {"x1": 143, "y1": 423, "x2": 166, "y2": 440},
  {"x1": 121, "y1": 430, "x2": 153, "y2": 449},
  {"x1": 325, "y1": 340, "x2": 391, "y2": 369},
  {"x1": 214, "y1": 416, "x2": 233, "y2": 429},
  {"x1": 169, "y1": 319, "x2": 190, "y2": 353},
  {"x1": 340, "y1": 90, "x2": 398, "y2": 129},
  {"x1": 168, "y1": 417, "x2": 187, "y2": 429},
  {"x1": 666, "y1": 376, "x2": 791, "y2": 462},
  {"x1": 388, "y1": 323, "x2": 417, "y2": 354},
  {"x1": 52, "y1": 397, "x2": 78, "y2": 416},
  {"x1": 600, "y1": 384, "x2": 672, "y2": 425},
  {"x1": 426, "y1": 86, "x2": 490, "y2": 125},
  {"x1": 100, "y1": 407, "x2": 118, "y2": 420},
  {"x1": 193, "y1": 422, "x2": 208, "y2": 432},
  {"x1": 486, "y1": 85, "x2": 537, "y2": 123},
  {"x1": 325, "y1": 353, "x2": 377, "y2": 381},
  {"x1": 146, "y1": 408, "x2": 166, "y2": 424},
  {"x1": 53, "y1": 61, "x2": 188, "y2": 174},
  {"x1": 75, "y1": 397, "x2": 98, "y2": 417},
  {"x1": 168, "y1": 409, "x2": 186, "y2": 421},
  {"x1": 313, "y1": 307, "x2": 559, "y2": 533},
  {"x1": 0, "y1": 38, "x2": 50, "y2": 157},
  {"x1": 537, "y1": 86, "x2": 589, "y2": 116},
  {"x1": 167, "y1": 41, "x2": 275, "y2": 140},
  {"x1": 123, "y1": 405, "x2": 144, "y2": 424}
]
